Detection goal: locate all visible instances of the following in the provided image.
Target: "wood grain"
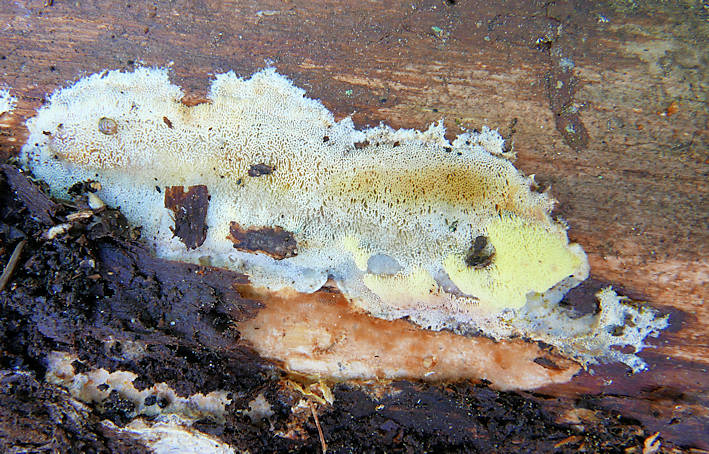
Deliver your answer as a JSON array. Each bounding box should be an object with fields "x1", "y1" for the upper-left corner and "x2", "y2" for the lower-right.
[{"x1": 0, "y1": 0, "x2": 706, "y2": 449}]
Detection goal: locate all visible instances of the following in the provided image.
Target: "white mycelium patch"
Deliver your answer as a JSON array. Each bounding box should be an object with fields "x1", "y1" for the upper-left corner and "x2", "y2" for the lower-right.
[
  {"x1": 23, "y1": 68, "x2": 667, "y2": 380},
  {"x1": 0, "y1": 88, "x2": 16, "y2": 116},
  {"x1": 46, "y1": 351, "x2": 231, "y2": 422}
]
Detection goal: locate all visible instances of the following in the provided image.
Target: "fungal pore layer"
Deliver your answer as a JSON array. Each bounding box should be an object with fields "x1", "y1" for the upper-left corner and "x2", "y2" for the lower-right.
[{"x1": 22, "y1": 68, "x2": 668, "y2": 389}]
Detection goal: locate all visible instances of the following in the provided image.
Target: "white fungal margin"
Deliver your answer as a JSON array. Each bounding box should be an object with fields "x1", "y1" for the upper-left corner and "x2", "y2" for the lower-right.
[
  {"x1": 45, "y1": 351, "x2": 232, "y2": 423},
  {"x1": 105, "y1": 417, "x2": 236, "y2": 454},
  {"x1": 512, "y1": 287, "x2": 669, "y2": 373},
  {"x1": 0, "y1": 88, "x2": 16, "y2": 116}
]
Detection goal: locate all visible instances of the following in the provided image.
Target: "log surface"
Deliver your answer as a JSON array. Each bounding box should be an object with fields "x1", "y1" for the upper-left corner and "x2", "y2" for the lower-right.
[{"x1": 0, "y1": 0, "x2": 707, "y2": 451}]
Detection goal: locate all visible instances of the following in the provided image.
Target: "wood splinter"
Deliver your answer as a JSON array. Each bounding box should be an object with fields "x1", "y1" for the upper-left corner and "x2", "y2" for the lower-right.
[
  {"x1": 310, "y1": 400, "x2": 327, "y2": 454},
  {"x1": 0, "y1": 239, "x2": 26, "y2": 292}
]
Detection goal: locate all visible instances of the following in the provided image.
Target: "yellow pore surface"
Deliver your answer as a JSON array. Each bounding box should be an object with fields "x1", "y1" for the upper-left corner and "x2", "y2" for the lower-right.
[
  {"x1": 444, "y1": 214, "x2": 587, "y2": 310},
  {"x1": 22, "y1": 67, "x2": 588, "y2": 326}
]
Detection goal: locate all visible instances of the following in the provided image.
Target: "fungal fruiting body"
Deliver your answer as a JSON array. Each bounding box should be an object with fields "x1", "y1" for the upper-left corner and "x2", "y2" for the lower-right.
[
  {"x1": 0, "y1": 89, "x2": 16, "y2": 116},
  {"x1": 22, "y1": 68, "x2": 668, "y2": 388},
  {"x1": 46, "y1": 351, "x2": 237, "y2": 453}
]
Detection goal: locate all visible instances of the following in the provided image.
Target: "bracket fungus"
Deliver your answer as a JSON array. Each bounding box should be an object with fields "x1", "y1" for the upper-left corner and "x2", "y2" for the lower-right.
[{"x1": 22, "y1": 67, "x2": 668, "y2": 389}]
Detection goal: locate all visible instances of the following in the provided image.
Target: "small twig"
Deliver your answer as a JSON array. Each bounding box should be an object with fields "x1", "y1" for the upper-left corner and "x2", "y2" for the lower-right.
[
  {"x1": 309, "y1": 400, "x2": 327, "y2": 454},
  {"x1": 643, "y1": 432, "x2": 661, "y2": 454},
  {"x1": 0, "y1": 239, "x2": 26, "y2": 292}
]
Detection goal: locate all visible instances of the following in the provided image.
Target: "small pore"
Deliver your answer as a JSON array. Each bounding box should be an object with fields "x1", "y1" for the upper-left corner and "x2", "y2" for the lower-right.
[
  {"x1": 98, "y1": 117, "x2": 118, "y2": 135},
  {"x1": 464, "y1": 235, "x2": 495, "y2": 268}
]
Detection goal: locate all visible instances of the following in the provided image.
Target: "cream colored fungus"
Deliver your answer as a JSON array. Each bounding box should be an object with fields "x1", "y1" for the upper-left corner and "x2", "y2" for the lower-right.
[{"x1": 22, "y1": 67, "x2": 667, "y2": 387}]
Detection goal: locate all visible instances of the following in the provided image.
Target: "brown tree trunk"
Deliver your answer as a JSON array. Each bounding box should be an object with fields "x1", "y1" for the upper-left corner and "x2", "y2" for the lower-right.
[{"x1": 0, "y1": 1, "x2": 706, "y2": 452}]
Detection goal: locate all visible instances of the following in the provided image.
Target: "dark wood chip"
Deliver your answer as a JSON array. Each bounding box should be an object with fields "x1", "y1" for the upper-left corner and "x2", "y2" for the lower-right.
[
  {"x1": 164, "y1": 185, "x2": 210, "y2": 249},
  {"x1": 247, "y1": 163, "x2": 275, "y2": 177},
  {"x1": 227, "y1": 222, "x2": 297, "y2": 259}
]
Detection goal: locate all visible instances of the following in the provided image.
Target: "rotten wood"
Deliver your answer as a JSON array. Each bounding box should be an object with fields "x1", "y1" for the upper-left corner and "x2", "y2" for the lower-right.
[
  {"x1": 247, "y1": 163, "x2": 275, "y2": 177},
  {"x1": 164, "y1": 184, "x2": 210, "y2": 250},
  {"x1": 227, "y1": 222, "x2": 298, "y2": 260},
  {"x1": 0, "y1": 0, "x2": 707, "y2": 451},
  {"x1": 1, "y1": 165, "x2": 58, "y2": 224}
]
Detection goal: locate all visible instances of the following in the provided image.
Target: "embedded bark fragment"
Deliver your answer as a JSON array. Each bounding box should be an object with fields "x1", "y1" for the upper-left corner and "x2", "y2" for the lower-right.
[
  {"x1": 180, "y1": 95, "x2": 212, "y2": 107},
  {"x1": 164, "y1": 185, "x2": 209, "y2": 250},
  {"x1": 247, "y1": 163, "x2": 275, "y2": 177},
  {"x1": 227, "y1": 222, "x2": 297, "y2": 259}
]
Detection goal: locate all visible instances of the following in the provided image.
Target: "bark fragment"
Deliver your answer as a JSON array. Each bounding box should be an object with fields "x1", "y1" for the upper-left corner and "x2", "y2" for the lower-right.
[
  {"x1": 164, "y1": 185, "x2": 210, "y2": 249},
  {"x1": 247, "y1": 163, "x2": 275, "y2": 177},
  {"x1": 227, "y1": 222, "x2": 297, "y2": 259}
]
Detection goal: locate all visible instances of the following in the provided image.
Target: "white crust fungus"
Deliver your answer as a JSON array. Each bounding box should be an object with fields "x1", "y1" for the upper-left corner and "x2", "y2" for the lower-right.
[
  {"x1": 46, "y1": 351, "x2": 232, "y2": 422},
  {"x1": 106, "y1": 418, "x2": 236, "y2": 454},
  {"x1": 0, "y1": 88, "x2": 16, "y2": 116},
  {"x1": 22, "y1": 68, "x2": 668, "y2": 383},
  {"x1": 45, "y1": 352, "x2": 237, "y2": 453}
]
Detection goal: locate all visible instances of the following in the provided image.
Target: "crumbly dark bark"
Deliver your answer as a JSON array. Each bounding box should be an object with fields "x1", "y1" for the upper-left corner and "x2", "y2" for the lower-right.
[{"x1": 227, "y1": 222, "x2": 298, "y2": 260}]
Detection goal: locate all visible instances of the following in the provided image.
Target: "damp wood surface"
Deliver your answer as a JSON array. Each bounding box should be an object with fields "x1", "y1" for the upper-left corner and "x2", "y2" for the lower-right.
[{"x1": 0, "y1": 0, "x2": 707, "y2": 452}]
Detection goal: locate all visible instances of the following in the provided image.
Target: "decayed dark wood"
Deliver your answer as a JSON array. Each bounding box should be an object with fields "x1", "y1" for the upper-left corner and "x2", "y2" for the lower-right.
[
  {"x1": 164, "y1": 184, "x2": 210, "y2": 249},
  {"x1": 0, "y1": 0, "x2": 706, "y2": 451},
  {"x1": 1, "y1": 165, "x2": 58, "y2": 224},
  {"x1": 228, "y1": 222, "x2": 298, "y2": 260},
  {"x1": 0, "y1": 370, "x2": 148, "y2": 453}
]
